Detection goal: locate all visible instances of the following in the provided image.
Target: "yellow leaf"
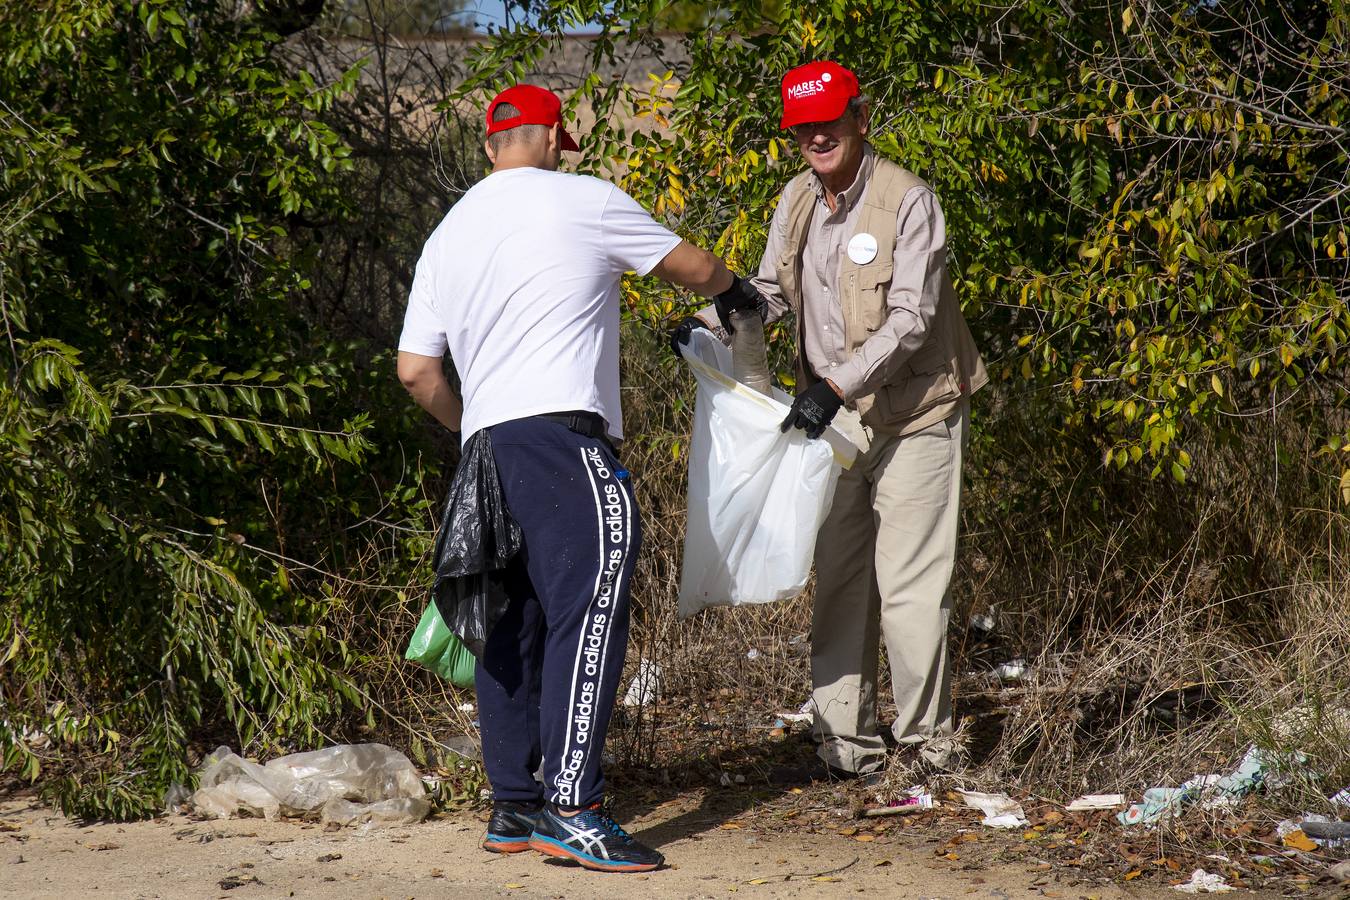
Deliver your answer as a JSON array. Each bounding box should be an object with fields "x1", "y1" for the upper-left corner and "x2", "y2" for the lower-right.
[
  {"x1": 1283, "y1": 830, "x2": 1317, "y2": 852},
  {"x1": 721, "y1": 822, "x2": 742, "y2": 830},
  {"x1": 1280, "y1": 344, "x2": 1294, "y2": 367},
  {"x1": 812, "y1": 876, "x2": 841, "y2": 882},
  {"x1": 934, "y1": 68, "x2": 944, "y2": 89},
  {"x1": 505, "y1": 884, "x2": 525, "y2": 889},
  {"x1": 1339, "y1": 469, "x2": 1350, "y2": 505},
  {"x1": 1021, "y1": 356, "x2": 1034, "y2": 379},
  {"x1": 1124, "y1": 870, "x2": 1142, "y2": 881},
  {"x1": 747, "y1": 878, "x2": 770, "y2": 885},
  {"x1": 1122, "y1": 5, "x2": 1134, "y2": 31},
  {"x1": 1211, "y1": 373, "x2": 1224, "y2": 397},
  {"x1": 855, "y1": 834, "x2": 875, "y2": 842}
]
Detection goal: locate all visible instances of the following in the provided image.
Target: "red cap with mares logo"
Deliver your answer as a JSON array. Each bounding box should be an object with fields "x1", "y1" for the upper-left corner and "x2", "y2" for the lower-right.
[
  {"x1": 486, "y1": 84, "x2": 580, "y2": 151},
  {"x1": 779, "y1": 61, "x2": 860, "y2": 129}
]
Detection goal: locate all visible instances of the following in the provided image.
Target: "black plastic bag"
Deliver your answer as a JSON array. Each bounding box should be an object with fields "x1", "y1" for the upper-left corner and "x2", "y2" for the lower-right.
[{"x1": 430, "y1": 430, "x2": 522, "y2": 659}]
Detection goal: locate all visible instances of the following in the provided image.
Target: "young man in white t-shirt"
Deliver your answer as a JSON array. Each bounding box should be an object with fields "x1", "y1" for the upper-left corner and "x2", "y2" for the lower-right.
[{"x1": 397, "y1": 84, "x2": 759, "y2": 872}]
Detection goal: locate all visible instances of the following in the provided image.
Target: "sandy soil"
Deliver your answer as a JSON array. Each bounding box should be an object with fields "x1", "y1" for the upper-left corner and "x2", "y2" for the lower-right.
[{"x1": 0, "y1": 793, "x2": 1186, "y2": 900}]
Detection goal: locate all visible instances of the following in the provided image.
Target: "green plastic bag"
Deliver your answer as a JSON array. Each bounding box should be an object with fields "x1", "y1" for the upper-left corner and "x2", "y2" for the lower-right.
[{"x1": 405, "y1": 603, "x2": 477, "y2": 689}]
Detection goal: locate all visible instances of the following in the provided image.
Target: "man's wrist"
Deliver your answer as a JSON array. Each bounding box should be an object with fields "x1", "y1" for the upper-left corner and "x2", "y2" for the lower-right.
[{"x1": 823, "y1": 378, "x2": 845, "y2": 400}]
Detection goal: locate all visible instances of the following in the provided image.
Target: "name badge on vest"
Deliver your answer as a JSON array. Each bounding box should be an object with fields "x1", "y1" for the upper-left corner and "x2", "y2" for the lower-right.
[{"x1": 847, "y1": 232, "x2": 878, "y2": 265}]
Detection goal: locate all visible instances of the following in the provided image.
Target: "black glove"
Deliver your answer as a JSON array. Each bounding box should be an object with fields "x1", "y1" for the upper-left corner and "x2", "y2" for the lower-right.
[
  {"x1": 668, "y1": 315, "x2": 709, "y2": 358},
  {"x1": 780, "y1": 380, "x2": 844, "y2": 440},
  {"x1": 712, "y1": 275, "x2": 765, "y2": 332}
]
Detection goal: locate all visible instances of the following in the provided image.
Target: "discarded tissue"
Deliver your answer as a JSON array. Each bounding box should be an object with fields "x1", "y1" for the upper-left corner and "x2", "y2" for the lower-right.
[
  {"x1": 1171, "y1": 869, "x2": 1236, "y2": 893},
  {"x1": 961, "y1": 790, "x2": 1028, "y2": 828},
  {"x1": 190, "y1": 744, "x2": 430, "y2": 826}
]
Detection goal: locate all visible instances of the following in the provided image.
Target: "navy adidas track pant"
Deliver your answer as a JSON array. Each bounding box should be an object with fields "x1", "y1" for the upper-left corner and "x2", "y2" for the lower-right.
[{"x1": 475, "y1": 416, "x2": 640, "y2": 809}]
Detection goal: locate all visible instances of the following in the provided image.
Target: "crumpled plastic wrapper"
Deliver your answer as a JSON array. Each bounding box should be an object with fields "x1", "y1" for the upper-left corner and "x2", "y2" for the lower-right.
[{"x1": 190, "y1": 743, "x2": 429, "y2": 827}]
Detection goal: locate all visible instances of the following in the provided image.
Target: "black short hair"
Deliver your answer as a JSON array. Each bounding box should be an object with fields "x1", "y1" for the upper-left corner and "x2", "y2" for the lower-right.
[{"x1": 487, "y1": 101, "x2": 548, "y2": 153}]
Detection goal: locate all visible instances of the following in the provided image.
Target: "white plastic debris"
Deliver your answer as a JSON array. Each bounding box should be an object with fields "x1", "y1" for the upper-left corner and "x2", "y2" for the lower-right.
[
  {"x1": 456, "y1": 701, "x2": 475, "y2": 713},
  {"x1": 1066, "y1": 793, "x2": 1125, "y2": 811},
  {"x1": 321, "y1": 797, "x2": 430, "y2": 827},
  {"x1": 1330, "y1": 787, "x2": 1350, "y2": 808},
  {"x1": 719, "y1": 772, "x2": 733, "y2": 787},
  {"x1": 1171, "y1": 868, "x2": 1236, "y2": 893},
  {"x1": 190, "y1": 744, "x2": 429, "y2": 826},
  {"x1": 994, "y1": 659, "x2": 1028, "y2": 681},
  {"x1": 1120, "y1": 746, "x2": 1283, "y2": 826},
  {"x1": 746, "y1": 648, "x2": 761, "y2": 660},
  {"x1": 968, "y1": 608, "x2": 997, "y2": 633},
  {"x1": 960, "y1": 790, "x2": 1028, "y2": 828},
  {"x1": 778, "y1": 698, "x2": 814, "y2": 724},
  {"x1": 622, "y1": 658, "x2": 662, "y2": 708}
]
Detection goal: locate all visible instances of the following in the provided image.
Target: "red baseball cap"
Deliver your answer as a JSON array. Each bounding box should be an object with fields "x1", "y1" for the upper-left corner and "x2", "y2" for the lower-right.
[
  {"x1": 485, "y1": 84, "x2": 580, "y2": 152},
  {"x1": 779, "y1": 61, "x2": 861, "y2": 129}
]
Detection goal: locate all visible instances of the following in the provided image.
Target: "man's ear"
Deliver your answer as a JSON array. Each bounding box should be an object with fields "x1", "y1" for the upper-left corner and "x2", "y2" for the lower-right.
[
  {"x1": 858, "y1": 103, "x2": 871, "y2": 136},
  {"x1": 548, "y1": 123, "x2": 563, "y2": 153},
  {"x1": 484, "y1": 138, "x2": 497, "y2": 164}
]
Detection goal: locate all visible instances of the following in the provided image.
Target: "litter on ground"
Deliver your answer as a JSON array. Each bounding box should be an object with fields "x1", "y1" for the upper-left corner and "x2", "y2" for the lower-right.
[
  {"x1": 960, "y1": 791, "x2": 1028, "y2": 828},
  {"x1": 189, "y1": 744, "x2": 429, "y2": 826},
  {"x1": 1171, "y1": 868, "x2": 1236, "y2": 893}
]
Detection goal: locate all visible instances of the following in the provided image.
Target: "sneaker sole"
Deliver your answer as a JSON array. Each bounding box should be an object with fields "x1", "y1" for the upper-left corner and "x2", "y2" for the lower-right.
[
  {"x1": 527, "y1": 835, "x2": 660, "y2": 872},
  {"x1": 482, "y1": 835, "x2": 533, "y2": 854}
]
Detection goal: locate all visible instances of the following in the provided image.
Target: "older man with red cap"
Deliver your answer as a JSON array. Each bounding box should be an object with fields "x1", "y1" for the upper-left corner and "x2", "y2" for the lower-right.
[
  {"x1": 674, "y1": 62, "x2": 987, "y2": 778},
  {"x1": 399, "y1": 84, "x2": 757, "y2": 871}
]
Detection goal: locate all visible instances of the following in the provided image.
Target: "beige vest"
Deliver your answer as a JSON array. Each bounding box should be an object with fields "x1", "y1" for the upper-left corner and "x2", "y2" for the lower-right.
[{"x1": 774, "y1": 157, "x2": 988, "y2": 433}]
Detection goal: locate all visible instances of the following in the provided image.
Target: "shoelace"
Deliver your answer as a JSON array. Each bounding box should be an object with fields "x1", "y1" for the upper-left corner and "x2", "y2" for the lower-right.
[{"x1": 584, "y1": 802, "x2": 631, "y2": 840}]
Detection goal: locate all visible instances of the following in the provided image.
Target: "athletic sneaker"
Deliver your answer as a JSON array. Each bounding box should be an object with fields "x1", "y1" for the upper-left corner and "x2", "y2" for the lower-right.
[
  {"x1": 481, "y1": 799, "x2": 542, "y2": 853},
  {"x1": 527, "y1": 801, "x2": 663, "y2": 872}
]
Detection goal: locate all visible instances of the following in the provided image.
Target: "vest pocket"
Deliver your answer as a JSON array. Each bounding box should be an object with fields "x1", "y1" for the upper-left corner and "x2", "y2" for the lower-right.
[
  {"x1": 905, "y1": 341, "x2": 948, "y2": 376},
  {"x1": 857, "y1": 263, "x2": 892, "y2": 290},
  {"x1": 856, "y1": 263, "x2": 893, "y2": 331},
  {"x1": 868, "y1": 342, "x2": 962, "y2": 426}
]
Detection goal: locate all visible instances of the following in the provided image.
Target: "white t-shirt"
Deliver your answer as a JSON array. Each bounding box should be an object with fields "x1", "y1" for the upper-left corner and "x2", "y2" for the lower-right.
[{"x1": 398, "y1": 167, "x2": 681, "y2": 443}]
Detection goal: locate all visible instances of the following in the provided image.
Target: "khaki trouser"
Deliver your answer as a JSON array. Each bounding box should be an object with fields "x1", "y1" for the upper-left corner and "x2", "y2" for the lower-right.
[{"x1": 811, "y1": 397, "x2": 968, "y2": 774}]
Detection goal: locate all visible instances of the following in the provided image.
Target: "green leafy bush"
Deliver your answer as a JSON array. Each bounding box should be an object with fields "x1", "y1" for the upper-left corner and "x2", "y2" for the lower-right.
[{"x1": 0, "y1": 0, "x2": 422, "y2": 819}]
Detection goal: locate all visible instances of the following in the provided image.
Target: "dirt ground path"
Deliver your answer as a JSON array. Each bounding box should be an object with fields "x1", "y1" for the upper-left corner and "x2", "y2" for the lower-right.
[{"x1": 0, "y1": 794, "x2": 1189, "y2": 900}]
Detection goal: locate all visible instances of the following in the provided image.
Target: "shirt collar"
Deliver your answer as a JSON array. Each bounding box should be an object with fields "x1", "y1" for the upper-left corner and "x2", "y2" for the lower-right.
[{"x1": 807, "y1": 144, "x2": 875, "y2": 212}]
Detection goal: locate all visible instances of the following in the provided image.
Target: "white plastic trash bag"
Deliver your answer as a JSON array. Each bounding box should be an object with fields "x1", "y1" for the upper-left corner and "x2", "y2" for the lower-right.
[{"x1": 677, "y1": 328, "x2": 856, "y2": 617}]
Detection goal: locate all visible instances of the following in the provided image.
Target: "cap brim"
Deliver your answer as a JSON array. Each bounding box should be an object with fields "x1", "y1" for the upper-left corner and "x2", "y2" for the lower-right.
[
  {"x1": 560, "y1": 128, "x2": 580, "y2": 152},
  {"x1": 780, "y1": 95, "x2": 851, "y2": 130}
]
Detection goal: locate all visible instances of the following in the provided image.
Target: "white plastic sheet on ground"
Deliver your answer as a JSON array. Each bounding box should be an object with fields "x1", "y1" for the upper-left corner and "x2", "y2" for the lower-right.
[
  {"x1": 677, "y1": 329, "x2": 857, "y2": 618},
  {"x1": 190, "y1": 743, "x2": 430, "y2": 825}
]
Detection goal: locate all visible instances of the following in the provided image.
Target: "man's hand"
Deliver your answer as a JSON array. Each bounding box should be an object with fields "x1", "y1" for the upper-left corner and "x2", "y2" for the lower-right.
[
  {"x1": 668, "y1": 315, "x2": 710, "y2": 358},
  {"x1": 780, "y1": 380, "x2": 844, "y2": 439},
  {"x1": 712, "y1": 275, "x2": 765, "y2": 331}
]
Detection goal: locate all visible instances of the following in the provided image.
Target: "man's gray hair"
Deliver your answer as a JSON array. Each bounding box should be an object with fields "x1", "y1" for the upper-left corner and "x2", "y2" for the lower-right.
[
  {"x1": 846, "y1": 95, "x2": 870, "y2": 120},
  {"x1": 487, "y1": 102, "x2": 549, "y2": 153}
]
